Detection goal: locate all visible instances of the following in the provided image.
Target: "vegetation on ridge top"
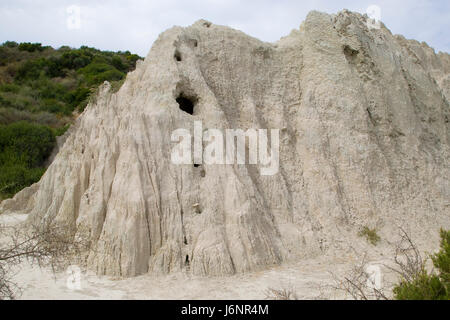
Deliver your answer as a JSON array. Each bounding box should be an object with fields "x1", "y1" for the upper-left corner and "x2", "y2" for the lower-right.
[{"x1": 0, "y1": 41, "x2": 142, "y2": 199}]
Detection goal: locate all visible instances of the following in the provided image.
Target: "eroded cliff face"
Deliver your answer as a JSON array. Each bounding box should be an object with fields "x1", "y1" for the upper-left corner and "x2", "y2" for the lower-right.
[{"x1": 1, "y1": 10, "x2": 449, "y2": 277}]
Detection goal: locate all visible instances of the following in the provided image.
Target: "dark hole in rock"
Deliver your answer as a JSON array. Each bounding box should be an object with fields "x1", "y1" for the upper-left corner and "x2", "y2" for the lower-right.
[
  {"x1": 194, "y1": 163, "x2": 200, "y2": 168},
  {"x1": 184, "y1": 236, "x2": 188, "y2": 245},
  {"x1": 174, "y1": 50, "x2": 182, "y2": 61},
  {"x1": 343, "y1": 45, "x2": 359, "y2": 62},
  {"x1": 185, "y1": 255, "x2": 190, "y2": 266},
  {"x1": 193, "y1": 40, "x2": 198, "y2": 47},
  {"x1": 193, "y1": 203, "x2": 201, "y2": 214},
  {"x1": 176, "y1": 94, "x2": 196, "y2": 115}
]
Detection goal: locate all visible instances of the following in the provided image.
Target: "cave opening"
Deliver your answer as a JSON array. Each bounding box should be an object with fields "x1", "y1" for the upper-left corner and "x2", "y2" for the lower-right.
[
  {"x1": 174, "y1": 50, "x2": 182, "y2": 62},
  {"x1": 176, "y1": 94, "x2": 196, "y2": 115},
  {"x1": 343, "y1": 45, "x2": 359, "y2": 63}
]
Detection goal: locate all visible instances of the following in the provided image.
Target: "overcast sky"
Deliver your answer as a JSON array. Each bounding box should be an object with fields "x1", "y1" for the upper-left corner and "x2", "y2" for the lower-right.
[{"x1": 1, "y1": 0, "x2": 448, "y2": 56}]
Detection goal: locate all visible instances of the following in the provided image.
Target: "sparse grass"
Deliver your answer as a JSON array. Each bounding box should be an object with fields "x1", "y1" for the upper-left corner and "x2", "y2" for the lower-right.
[{"x1": 358, "y1": 226, "x2": 380, "y2": 245}]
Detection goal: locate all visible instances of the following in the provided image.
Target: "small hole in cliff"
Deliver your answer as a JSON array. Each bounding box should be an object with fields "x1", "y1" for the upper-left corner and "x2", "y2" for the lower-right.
[
  {"x1": 185, "y1": 255, "x2": 190, "y2": 266},
  {"x1": 343, "y1": 45, "x2": 358, "y2": 62},
  {"x1": 176, "y1": 94, "x2": 196, "y2": 115},
  {"x1": 184, "y1": 236, "x2": 188, "y2": 245},
  {"x1": 193, "y1": 40, "x2": 198, "y2": 47},
  {"x1": 192, "y1": 203, "x2": 201, "y2": 214},
  {"x1": 194, "y1": 163, "x2": 200, "y2": 168},
  {"x1": 174, "y1": 50, "x2": 182, "y2": 62}
]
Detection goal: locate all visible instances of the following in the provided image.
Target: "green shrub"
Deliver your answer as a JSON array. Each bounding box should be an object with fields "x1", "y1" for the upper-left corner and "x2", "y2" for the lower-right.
[
  {"x1": 0, "y1": 91, "x2": 35, "y2": 111},
  {"x1": 432, "y1": 229, "x2": 450, "y2": 289},
  {"x1": 40, "y1": 98, "x2": 70, "y2": 115},
  {"x1": 18, "y1": 42, "x2": 46, "y2": 53},
  {"x1": 0, "y1": 121, "x2": 55, "y2": 167},
  {"x1": 44, "y1": 56, "x2": 65, "y2": 78},
  {"x1": 0, "y1": 163, "x2": 44, "y2": 197},
  {"x1": 4, "y1": 43, "x2": 141, "y2": 116},
  {"x1": 78, "y1": 62, "x2": 125, "y2": 85},
  {"x1": 0, "y1": 108, "x2": 61, "y2": 126},
  {"x1": 65, "y1": 86, "x2": 91, "y2": 111},
  {"x1": 78, "y1": 62, "x2": 113, "y2": 75},
  {"x1": 60, "y1": 50, "x2": 92, "y2": 69},
  {"x1": 2, "y1": 41, "x2": 18, "y2": 48},
  {"x1": 0, "y1": 83, "x2": 21, "y2": 93},
  {"x1": 393, "y1": 271, "x2": 447, "y2": 300},
  {"x1": 111, "y1": 78, "x2": 125, "y2": 93},
  {"x1": 31, "y1": 77, "x2": 67, "y2": 100},
  {"x1": 0, "y1": 121, "x2": 55, "y2": 198},
  {"x1": 0, "y1": 41, "x2": 140, "y2": 199},
  {"x1": 358, "y1": 226, "x2": 380, "y2": 245},
  {"x1": 16, "y1": 58, "x2": 46, "y2": 80},
  {"x1": 53, "y1": 123, "x2": 70, "y2": 136},
  {"x1": 0, "y1": 41, "x2": 142, "y2": 198},
  {"x1": 393, "y1": 229, "x2": 450, "y2": 300},
  {"x1": 111, "y1": 55, "x2": 126, "y2": 72},
  {"x1": 91, "y1": 69, "x2": 124, "y2": 84},
  {"x1": 77, "y1": 99, "x2": 89, "y2": 112},
  {"x1": 126, "y1": 53, "x2": 141, "y2": 66}
]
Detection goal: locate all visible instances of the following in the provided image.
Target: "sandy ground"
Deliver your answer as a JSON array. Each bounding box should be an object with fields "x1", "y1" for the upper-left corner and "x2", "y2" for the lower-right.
[
  {"x1": 13, "y1": 257, "x2": 338, "y2": 300},
  {"x1": 1, "y1": 213, "x2": 400, "y2": 300}
]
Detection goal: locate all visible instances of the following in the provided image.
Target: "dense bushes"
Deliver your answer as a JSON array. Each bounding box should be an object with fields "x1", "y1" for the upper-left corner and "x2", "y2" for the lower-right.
[
  {"x1": 65, "y1": 86, "x2": 90, "y2": 111},
  {"x1": 0, "y1": 41, "x2": 141, "y2": 199},
  {"x1": 0, "y1": 41, "x2": 142, "y2": 118},
  {"x1": 0, "y1": 108, "x2": 60, "y2": 127},
  {"x1": 393, "y1": 229, "x2": 450, "y2": 300},
  {"x1": 77, "y1": 61, "x2": 125, "y2": 85},
  {"x1": 0, "y1": 122, "x2": 55, "y2": 197},
  {"x1": 2, "y1": 41, "x2": 18, "y2": 48},
  {"x1": 18, "y1": 42, "x2": 48, "y2": 53},
  {"x1": 0, "y1": 164, "x2": 45, "y2": 197},
  {"x1": 432, "y1": 229, "x2": 450, "y2": 285},
  {"x1": 0, "y1": 121, "x2": 55, "y2": 166}
]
